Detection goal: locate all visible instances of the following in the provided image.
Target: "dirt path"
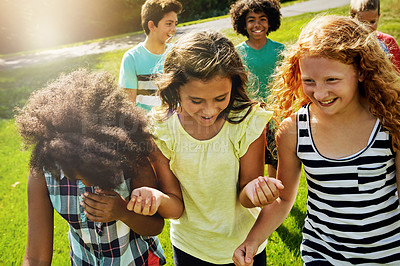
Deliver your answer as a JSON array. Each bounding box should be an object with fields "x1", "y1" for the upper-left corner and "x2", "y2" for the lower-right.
[{"x1": 0, "y1": 0, "x2": 349, "y2": 70}]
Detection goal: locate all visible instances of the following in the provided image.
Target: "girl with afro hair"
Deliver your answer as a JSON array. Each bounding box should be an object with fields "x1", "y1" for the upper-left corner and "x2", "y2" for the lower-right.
[{"x1": 17, "y1": 69, "x2": 166, "y2": 265}]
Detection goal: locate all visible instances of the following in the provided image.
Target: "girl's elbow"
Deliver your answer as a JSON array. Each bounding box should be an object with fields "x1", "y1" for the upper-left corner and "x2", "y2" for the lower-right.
[
  {"x1": 138, "y1": 217, "x2": 165, "y2": 236},
  {"x1": 169, "y1": 206, "x2": 184, "y2": 219},
  {"x1": 151, "y1": 218, "x2": 165, "y2": 236}
]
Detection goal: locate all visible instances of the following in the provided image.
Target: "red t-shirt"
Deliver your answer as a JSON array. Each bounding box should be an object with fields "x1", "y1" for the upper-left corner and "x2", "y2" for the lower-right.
[{"x1": 377, "y1": 31, "x2": 400, "y2": 72}]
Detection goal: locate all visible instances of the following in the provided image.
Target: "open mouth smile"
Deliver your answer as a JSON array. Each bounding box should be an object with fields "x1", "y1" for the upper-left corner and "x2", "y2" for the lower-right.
[
  {"x1": 319, "y1": 98, "x2": 337, "y2": 106},
  {"x1": 166, "y1": 33, "x2": 174, "y2": 42}
]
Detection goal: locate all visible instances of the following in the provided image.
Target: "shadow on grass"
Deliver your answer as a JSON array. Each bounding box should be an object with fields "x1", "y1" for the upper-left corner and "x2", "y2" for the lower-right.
[{"x1": 275, "y1": 205, "x2": 306, "y2": 256}]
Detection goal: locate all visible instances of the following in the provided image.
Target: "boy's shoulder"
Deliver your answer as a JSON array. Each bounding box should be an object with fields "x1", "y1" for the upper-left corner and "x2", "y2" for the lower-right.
[
  {"x1": 124, "y1": 42, "x2": 173, "y2": 57},
  {"x1": 267, "y1": 38, "x2": 285, "y2": 49},
  {"x1": 123, "y1": 42, "x2": 147, "y2": 56}
]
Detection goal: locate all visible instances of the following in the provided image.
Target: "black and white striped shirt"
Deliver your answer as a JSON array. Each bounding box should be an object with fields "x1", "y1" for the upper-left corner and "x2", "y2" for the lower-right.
[{"x1": 297, "y1": 104, "x2": 400, "y2": 265}]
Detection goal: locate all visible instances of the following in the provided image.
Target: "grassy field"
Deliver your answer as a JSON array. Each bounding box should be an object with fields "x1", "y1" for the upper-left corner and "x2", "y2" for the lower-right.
[{"x1": 0, "y1": 0, "x2": 399, "y2": 264}]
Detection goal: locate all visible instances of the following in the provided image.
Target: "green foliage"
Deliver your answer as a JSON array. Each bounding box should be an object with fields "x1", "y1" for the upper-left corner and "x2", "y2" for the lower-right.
[
  {"x1": 177, "y1": 0, "x2": 300, "y2": 22},
  {"x1": 178, "y1": 0, "x2": 234, "y2": 21},
  {"x1": 1, "y1": 0, "x2": 301, "y2": 54},
  {"x1": 0, "y1": 0, "x2": 141, "y2": 54}
]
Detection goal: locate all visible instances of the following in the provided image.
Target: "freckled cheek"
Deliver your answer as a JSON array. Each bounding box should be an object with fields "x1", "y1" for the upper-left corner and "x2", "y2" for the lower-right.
[
  {"x1": 302, "y1": 87, "x2": 313, "y2": 98},
  {"x1": 303, "y1": 88, "x2": 315, "y2": 100}
]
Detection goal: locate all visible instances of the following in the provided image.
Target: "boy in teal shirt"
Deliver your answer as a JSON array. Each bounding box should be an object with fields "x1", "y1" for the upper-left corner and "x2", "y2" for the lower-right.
[
  {"x1": 119, "y1": 0, "x2": 182, "y2": 111},
  {"x1": 230, "y1": 0, "x2": 285, "y2": 177}
]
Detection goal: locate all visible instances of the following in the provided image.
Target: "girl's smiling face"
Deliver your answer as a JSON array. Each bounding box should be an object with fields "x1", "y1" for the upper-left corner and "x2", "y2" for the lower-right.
[
  {"x1": 299, "y1": 56, "x2": 363, "y2": 116},
  {"x1": 178, "y1": 75, "x2": 232, "y2": 128}
]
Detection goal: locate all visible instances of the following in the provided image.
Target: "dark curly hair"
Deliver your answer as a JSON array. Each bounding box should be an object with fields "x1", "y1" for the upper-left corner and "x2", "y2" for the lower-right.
[
  {"x1": 230, "y1": 0, "x2": 281, "y2": 38},
  {"x1": 155, "y1": 30, "x2": 261, "y2": 123},
  {"x1": 15, "y1": 69, "x2": 153, "y2": 190}
]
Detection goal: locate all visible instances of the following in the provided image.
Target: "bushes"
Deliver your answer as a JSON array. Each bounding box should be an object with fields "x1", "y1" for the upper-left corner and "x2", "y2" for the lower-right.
[{"x1": 0, "y1": 0, "x2": 296, "y2": 54}]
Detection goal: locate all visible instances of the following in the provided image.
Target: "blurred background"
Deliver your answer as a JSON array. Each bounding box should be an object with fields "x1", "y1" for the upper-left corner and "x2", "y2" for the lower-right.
[{"x1": 0, "y1": 0, "x2": 293, "y2": 54}]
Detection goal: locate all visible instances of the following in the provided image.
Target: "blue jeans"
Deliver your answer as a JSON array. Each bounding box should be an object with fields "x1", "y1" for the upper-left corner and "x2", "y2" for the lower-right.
[{"x1": 173, "y1": 246, "x2": 267, "y2": 266}]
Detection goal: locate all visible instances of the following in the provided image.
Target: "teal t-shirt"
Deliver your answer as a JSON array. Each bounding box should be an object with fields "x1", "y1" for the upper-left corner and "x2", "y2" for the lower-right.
[
  {"x1": 236, "y1": 39, "x2": 285, "y2": 100},
  {"x1": 118, "y1": 42, "x2": 172, "y2": 111}
]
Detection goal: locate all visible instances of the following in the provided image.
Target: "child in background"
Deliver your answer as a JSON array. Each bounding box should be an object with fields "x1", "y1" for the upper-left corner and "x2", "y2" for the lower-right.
[
  {"x1": 17, "y1": 69, "x2": 166, "y2": 265},
  {"x1": 127, "y1": 31, "x2": 283, "y2": 265},
  {"x1": 350, "y1": 0, "x2": 400, "y2": 72},
  {"x1": 119, "y1": 0, "x2": 182, "y2": 111},
  {"x1": 230, "y1": 0, "x2": 285, "y2": 178},
  {"x1": 233, "y1": 15, "x2": 400, "y2": 265}
]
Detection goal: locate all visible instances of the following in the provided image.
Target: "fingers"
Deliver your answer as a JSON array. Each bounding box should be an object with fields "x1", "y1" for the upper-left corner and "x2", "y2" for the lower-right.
[
  {"x1": 82, "y1": 208, "x2": 101, "y2": 222},
  {"x1": 80, "y1": 192, "x2": 109, "y2": 221},
  {"x1": 253, "y1": 177, "x2": 284, "y2": 206},
  {"x1": 128, "y1": 187, "x2": 161, "y2": 215},
  {"x1": 95, "y1": 188, "x2": 119, "y2": 197},
  {"x1": 128, "y1": 195, "x2": 157, "y2": 216},
  {"x1": 133, "y1": 196, "x2": 144, "y2": 214},
  {"x1": 232, "y1": 246, "x2": 247, "y2": 266},
  {"x1": 80, "y1": 200, "x2": 103, "y2": 221},
  {"x1": 267, "y1": 177, "x2": 284, "y2": 190},
  {"x1": 254, "y1": 182, "x2": 268, "y2": 206},
  {"x1": 232, "y1": 245, "x2": 255, "y2": 266},
  {"x1": 141, "y1": 196, "x2": 156, "y2": 216},
  {"x1": 127, "y1": 197, "x2": 135, "y2": 211},
  {"x1": 244, "y1": 248, "x2": 256, "y2": 266},
  {"x1": 81, "y1": 192, "x2": 106, "y2": 209},
  {"x1": 149, "y1": 196, "x2": 158, "y2": 215},
  {"x1": 258, "y1": 177, "x2": 277, "y2": 203}
]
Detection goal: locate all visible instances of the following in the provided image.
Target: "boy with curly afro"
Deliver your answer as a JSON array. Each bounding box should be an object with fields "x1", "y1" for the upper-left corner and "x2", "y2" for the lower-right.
[{"x1": 230, "y1": 0, "x2": 285, "y2": 178}]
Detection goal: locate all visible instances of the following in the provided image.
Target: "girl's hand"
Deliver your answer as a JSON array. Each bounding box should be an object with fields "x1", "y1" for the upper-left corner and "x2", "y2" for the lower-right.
[
  {"x1": 127, "y1": 187, "x2": 164, "y2": 216},
  {"x1": 232, "y1": 240, "x2": 258, "y2": 266},
  {"x1": 81, "y1": 189, "x2": 126, "y2": 223},
  {"x1": 244, "y1": 176, "x2": 284, "y2": 207}
]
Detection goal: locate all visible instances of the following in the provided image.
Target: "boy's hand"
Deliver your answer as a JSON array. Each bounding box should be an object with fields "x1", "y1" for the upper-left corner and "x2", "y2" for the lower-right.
[
  {"x1": 127, "y1": 187, "x2": 164, "y2": 216},
  {"x1": 80, "y1": 189, "x2": 126, "y2": 222},
  {"x1": 232, "y1": 240, "x2": 258, "y2": 266},
  {"x1": 244, "y1": 176, "x2": 284, "y2": 207}
]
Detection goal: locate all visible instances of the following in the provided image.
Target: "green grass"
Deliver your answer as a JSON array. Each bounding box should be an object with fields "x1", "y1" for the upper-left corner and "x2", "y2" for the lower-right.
[
  {"x1": 0, "y1": 119, "x2": 30, "y2": 263},
  {"x1": 1, "y1": 0, "x2": 399, "y2": 264}
]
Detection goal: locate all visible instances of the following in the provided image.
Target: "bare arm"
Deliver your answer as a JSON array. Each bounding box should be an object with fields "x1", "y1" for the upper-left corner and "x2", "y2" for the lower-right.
[
  {"x1": 122, "y1": 157, "x2": 165, "y2": 235},
  {"x1": 233, "y1": 115, "x2": 302, "y2": 265},
  {"x1": 124, "y1": 88, "x2": 137, "y2": 103},
  {"x1": 128, "y1": 147, "x2": 184, "y2": 219},
  {"x1": 238, "y1": 128, "x2": 266, "y2": 207},
  {"x1": 82, "y1": 157, "x2": 165, "y2": 236},
  {"x1": 239, "y1": 129, "x2": 283, "y2": 207},
  {"x1": 23, "y1": 168, "x2": 54, "y2": 266}
]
